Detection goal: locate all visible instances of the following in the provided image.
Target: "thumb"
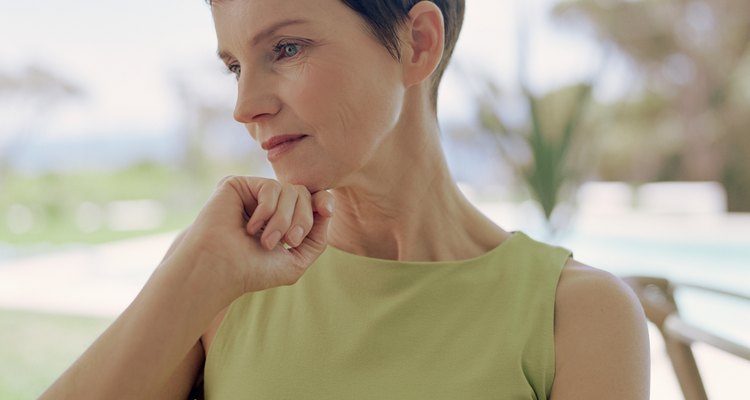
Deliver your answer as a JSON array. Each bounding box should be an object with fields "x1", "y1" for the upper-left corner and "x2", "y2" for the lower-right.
[{"x1": 290, "y1": 191, "x2": 334, "y2": 264}]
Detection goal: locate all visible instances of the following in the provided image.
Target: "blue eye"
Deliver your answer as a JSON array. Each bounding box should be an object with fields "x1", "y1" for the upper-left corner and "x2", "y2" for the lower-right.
[{"x1": 273, "y1": 41, "x2": 302, "y2": 60}]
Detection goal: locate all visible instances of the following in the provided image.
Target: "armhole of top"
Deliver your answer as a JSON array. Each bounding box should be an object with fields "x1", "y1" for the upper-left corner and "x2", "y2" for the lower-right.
[
  {"x1": 547, "y1": 250, "x2": 573, "y2": 394},
  {"x1": 203, "y1": 294, "x2": 245, "y2": 374},
  {"x1": 511, "y1": 233, "x2": 571, "y2": 397}
]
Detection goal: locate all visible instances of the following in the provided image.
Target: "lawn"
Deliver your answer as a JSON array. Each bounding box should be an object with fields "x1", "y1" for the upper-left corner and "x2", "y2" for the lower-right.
[
  {"x1": 0, "y1": 163, "x2": 207, "y2": 247},
  {"x1": 0, "y1": 309, "x2": 113, "y2": 399}
]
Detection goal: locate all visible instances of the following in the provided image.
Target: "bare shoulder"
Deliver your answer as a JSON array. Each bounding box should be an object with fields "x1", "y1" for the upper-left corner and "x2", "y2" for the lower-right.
[
  {"x1": 555, "y1": 258, "x2": 642, "y2": 314},
  {"x1": 550, "y1": 258, "x2": 650, "y2": 400}
]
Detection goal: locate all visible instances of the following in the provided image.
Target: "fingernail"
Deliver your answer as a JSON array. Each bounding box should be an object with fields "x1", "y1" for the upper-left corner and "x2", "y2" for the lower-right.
[
  {"x1": 288, "y1": 225, "x2": 304, "y2": 247},
  {"x1": 265, "y1": 231, "x2": 282, "y2": 249},
  {"x1": 325, "y1": 200, "x2": 335, "y2": 214}
]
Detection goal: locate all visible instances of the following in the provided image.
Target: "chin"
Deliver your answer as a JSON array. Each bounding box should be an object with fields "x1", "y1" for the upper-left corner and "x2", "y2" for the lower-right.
[{"x1": 274, "y1": 168, "x2": 331, "y2": 194}]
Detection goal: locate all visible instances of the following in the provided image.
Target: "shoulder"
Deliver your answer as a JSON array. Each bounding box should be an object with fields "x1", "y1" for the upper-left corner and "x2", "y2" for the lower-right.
[
  {"x1": 555, "y1": 258, "x2": 641, "y2": 315},
  {"x1": 550, "y1": 258, "x2": 650, "y2": 399}
]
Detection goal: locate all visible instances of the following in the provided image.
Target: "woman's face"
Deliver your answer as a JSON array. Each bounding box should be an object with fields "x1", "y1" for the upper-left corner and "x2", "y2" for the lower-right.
[{"x1": 212, "y1": 0, "x2": 407, "y2": 192}]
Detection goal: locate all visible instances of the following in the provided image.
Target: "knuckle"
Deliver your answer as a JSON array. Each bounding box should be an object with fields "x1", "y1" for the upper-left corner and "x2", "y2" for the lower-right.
[
  {"x1": 280, "y1": 183, "x2": 298, "y2": 197},
  {"x1": 284, "y1": 184, "x2": 304, "y2": 196},
  {"x1": 273, "y1": 211, "x2": 294, "y2": 227},
  {"x1": 294, "y1": 184, "x2": 312, "y2": 197},
  {"x1": 216, "y1": 175, "x2": 236, "y2": 188},
  {"x1": 294, "y1": 210, "x2": 314, "y2": 228},
  {"x1": 254, "y1": 202, "x2": 275, "y2": 217},
  {"x1": 260, "y1": 179, "x2": 281, "y2": 196}
]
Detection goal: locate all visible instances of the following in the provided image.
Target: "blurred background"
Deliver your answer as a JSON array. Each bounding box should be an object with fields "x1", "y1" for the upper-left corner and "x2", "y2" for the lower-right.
[{"x1": 1, "y1": 0, "x2": 748, "y2": 398}]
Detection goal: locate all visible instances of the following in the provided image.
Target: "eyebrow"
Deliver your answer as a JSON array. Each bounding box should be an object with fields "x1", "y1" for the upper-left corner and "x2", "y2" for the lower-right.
[{"x1": 216, "y1": 18, "x2": 310, "y2": 63}]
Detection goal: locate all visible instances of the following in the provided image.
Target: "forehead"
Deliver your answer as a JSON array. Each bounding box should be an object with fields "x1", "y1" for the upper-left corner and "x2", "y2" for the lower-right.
[
  {"x1": 212, "y1": 0, "x2": 362, "y2": 57},
  {"x1": 212, "y1": 0, "x2": 347, "y2": 32}
]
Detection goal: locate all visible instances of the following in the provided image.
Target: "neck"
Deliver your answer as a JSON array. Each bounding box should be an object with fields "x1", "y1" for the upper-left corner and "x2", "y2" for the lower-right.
[{"x1": 327, "y1": 105, "x2": 508, "y2": 261}]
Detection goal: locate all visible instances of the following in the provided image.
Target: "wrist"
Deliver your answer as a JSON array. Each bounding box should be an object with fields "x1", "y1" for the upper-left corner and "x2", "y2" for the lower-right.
[{"x1": 157, "y1": 240, "x2": 245, "y2": 313}]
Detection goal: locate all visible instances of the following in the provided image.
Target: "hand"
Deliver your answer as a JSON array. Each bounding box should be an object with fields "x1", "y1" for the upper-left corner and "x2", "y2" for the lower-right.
[
  {"x1": 171, "y1": 176, "x2": 335, "y2": 297},
  {"x1": 39, "y1": 176, "x2": 331, "y2": 400}
]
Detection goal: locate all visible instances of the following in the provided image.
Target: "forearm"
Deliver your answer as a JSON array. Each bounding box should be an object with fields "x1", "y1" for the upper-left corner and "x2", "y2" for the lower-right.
[
  {"x1": 40, "y1": 249, "x2": 238, "y2": 399},
  {"x1": 39, "y1": 177, "x2": 333, "y2": 398}
]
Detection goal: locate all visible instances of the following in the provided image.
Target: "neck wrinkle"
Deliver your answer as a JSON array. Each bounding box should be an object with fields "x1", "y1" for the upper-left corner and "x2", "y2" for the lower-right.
[
  {"x1": 327, "y1": 125, "x2": 506, "y2": 261},
  {"x1": 326, "y1": 86, "x2": 508, "y2": 262}
]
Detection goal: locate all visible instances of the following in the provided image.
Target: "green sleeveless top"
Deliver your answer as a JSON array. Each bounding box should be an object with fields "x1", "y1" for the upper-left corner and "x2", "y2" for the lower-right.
[{"x1": 204, "y1": 232, "x2": 571, "y2": 399}]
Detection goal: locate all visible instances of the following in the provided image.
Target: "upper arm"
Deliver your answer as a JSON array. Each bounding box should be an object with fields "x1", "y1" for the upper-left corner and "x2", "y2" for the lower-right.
[
  {"x1": 550, "y1": 259, "x2": 650, "y2": 400},
  {"x1": 154, "y1": 341, "x2": 205, "y2": 400},
  {"x1": 152, "y1": 305, "x2": 228, "y2": 400}
]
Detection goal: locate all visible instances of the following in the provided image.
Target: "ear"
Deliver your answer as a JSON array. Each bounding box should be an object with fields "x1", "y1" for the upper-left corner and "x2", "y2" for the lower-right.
[{"x1": 401, "y1": 1, "x2": 445, "y2": 88}]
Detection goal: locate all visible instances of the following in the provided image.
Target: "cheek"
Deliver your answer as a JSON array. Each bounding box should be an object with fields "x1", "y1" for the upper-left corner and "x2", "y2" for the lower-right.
[
  {"x1": 285, "y1": 63, "x2": 341, "y2": 126},
  {"x1": 285, "y1": 59, "x2": 404, "y2": 146},
  {"x1": 271, "y1": 56, "x2": 403, "y2": 189}
]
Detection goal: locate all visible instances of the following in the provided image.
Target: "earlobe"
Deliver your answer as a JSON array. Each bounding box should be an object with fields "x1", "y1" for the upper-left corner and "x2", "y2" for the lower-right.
[{"x1": 402, "y1": 1, "x2": 445, "y2": 88}]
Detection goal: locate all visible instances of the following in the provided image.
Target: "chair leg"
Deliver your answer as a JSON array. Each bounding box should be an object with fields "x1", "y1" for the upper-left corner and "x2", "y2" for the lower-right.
[{"x1": 664, "y1": 335, "x2": 708, "y2": 400}]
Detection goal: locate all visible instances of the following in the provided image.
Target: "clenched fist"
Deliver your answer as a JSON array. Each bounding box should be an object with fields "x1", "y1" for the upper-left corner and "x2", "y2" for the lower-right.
[{"x1": 167, "y1": 176, "x2": 335, "y2": 297}]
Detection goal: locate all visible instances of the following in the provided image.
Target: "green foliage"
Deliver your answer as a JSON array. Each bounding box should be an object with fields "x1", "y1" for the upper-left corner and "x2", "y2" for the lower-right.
[
  {"x1": 0, "y1": 163, "x2": 207, "y2": 246},
  {"x1": 524, "y1": 84, "x2": 593, "y2": 221},
  {"x1": 479, "y1": 83, "x2": 594, "y2": 228}
]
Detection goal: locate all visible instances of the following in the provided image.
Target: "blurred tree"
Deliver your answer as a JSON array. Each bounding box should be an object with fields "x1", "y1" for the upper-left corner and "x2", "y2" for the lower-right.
[
  {"x1": 555, "y1": 0, "x2": 750, "y2": 211},
  {"x1": 172, "y1": 76, "x2": 224, "y2": 183},
  {"x1": 0, "y1": 66, "x2": 83, "y2": 182},
  {"x1": 170, "y1": 68, "x2": 266, "y2": 197}
]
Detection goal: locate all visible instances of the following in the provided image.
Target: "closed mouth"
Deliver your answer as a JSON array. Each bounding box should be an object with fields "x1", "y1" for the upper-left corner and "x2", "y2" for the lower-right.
[{"x1": 261, "y1": 134, "x2": 308, "y2": 151}]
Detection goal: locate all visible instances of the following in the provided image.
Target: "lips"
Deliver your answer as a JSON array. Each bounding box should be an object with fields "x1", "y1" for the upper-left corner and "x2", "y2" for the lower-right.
[
  {"x1": 261, "y1": 134, "x2": 308, "y2": 151},
  {"x1": 261, "y1": 134, "x2": 308, "y2": 162}
]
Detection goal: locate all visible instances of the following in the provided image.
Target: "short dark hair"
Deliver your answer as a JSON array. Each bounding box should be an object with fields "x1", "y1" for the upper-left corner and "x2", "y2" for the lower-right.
[
  {"x1": 338, "y1": 1, "x2": 465, "y2": 110},
  {"x1": 206, "y1": 1, "x2": 465, "y2": 109}
]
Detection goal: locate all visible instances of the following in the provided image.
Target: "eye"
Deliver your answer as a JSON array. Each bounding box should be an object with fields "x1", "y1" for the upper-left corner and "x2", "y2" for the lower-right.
[
  {"x1": 226, "y1": 63, "x2": 241, "y2": 79},
  {"x1": 273, "y1": 41, "x2": 302, "y2": 61}
]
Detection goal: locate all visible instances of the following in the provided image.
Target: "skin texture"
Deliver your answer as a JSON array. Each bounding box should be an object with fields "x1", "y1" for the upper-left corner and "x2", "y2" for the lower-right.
[
  {"x1": 214, "y1": 0, "x2": 504, "y2": 262},
  {"x1": 217, "y1": 0, "x2": 406, "y2": 193},
  {"x1": 40, "y1": 1, "x2": 649, "y2": 398}
]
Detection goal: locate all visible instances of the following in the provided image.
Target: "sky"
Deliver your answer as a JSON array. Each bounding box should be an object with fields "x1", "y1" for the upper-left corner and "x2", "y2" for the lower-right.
[{"x1": 0, "y1": 0, "x2": 624, "y2": 142}]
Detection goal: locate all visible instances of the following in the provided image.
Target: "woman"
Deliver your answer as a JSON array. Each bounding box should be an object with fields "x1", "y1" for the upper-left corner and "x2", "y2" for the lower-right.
[{"x1": 42, "y1": 0, "x2": 649, "y2": 398}]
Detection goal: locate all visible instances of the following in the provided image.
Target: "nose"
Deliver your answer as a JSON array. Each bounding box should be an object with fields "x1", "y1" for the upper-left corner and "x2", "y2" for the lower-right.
[{"x1": 233, "y1": 67, "x2": 281, "y2": 125}]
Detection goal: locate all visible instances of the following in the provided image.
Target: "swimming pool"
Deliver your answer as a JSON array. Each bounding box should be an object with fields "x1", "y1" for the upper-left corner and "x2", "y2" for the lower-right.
[{"x1": 559, "y1": 229, "x2": 750, "y2": 347}]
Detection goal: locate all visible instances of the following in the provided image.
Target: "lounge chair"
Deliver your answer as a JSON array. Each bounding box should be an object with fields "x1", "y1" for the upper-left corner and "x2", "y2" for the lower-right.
[{"x1": 623, "y1": 276, "x2": 750, "y2": 400}]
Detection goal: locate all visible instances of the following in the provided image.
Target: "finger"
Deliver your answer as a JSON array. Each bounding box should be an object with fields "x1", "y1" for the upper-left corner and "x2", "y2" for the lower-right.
[
  {"x1": 260, "y1": 184, "x2": 298, "y2": 250},
  {"x1": 291, "y1": 195, "x2": 334, "y2": 264},
  {"x1": 214, "y1": 176, "x2": 266, "y2": 223},
  {"x1": 311, "y1": 190, "x2": 335, "y2": 218},
  {"x1": 284, "y1": 186, "x2": 313, "y2": 248},
  {"x1": 246, "y1": 180, "x2": 280, "y2": 235},
  {"x1": 197, "y1": 177, "x2": 259, "y2": 232}
]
